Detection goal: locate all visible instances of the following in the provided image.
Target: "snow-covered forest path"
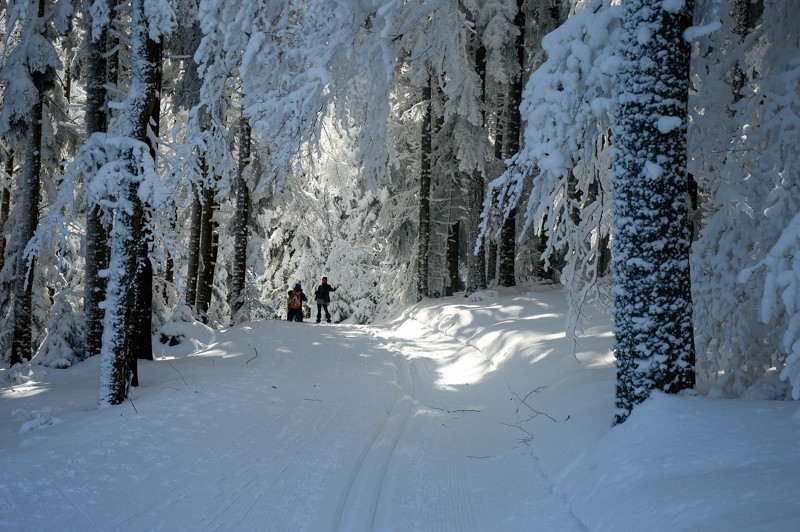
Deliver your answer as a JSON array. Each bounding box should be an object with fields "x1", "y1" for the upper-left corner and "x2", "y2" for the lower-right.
[{"x1": 2, "y1": 314, "x2": 584, "y2": 531}]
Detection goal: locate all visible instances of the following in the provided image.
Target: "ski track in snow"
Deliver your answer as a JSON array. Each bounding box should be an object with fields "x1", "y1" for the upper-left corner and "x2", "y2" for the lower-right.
[
  {"x1": 0, "y1": 319, "x2": 583, "y2": 531},
  {"x1": 332, "y1": 351, "x2": 414, "y2": 532}
]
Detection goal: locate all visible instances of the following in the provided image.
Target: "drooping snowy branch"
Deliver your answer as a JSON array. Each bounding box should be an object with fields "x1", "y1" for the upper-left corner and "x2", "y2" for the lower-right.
[{"x1": 478, "y1": 0, "x2": 620, "y2": 339}]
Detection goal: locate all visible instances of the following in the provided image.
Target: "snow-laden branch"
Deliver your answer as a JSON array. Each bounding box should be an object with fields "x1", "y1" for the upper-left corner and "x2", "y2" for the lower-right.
[{"x1": 478, "y1": 0, "x2": 620, "y2": 339}]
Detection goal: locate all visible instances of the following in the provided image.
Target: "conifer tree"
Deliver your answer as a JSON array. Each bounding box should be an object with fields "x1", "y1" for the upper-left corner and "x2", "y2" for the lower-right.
[
  {"x1": 417, "y1": 75, "x2": 433, "y2": 301},
  {"x1": 231, "y1": 115, "x2": 251, "y2": 322},
  {"x1": 84, "y1": 0, "x2": 111, "y2": 360},
  {"x1": 612, "y1": 0, "x2": 696, "y2": 423},
  {"x1": 97, "y1": 0, "x2": 173, "y2": 406},
  {"x1": 0, "y1": 0, "x2": 62, "y2": 365}
]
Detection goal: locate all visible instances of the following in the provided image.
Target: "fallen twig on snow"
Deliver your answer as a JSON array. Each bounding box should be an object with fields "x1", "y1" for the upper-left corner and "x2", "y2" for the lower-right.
[
  {"x1": 167, "y1": 362, "x2": 188, "y2": 386},
  {"x1": 511, "y1": 388, "x2": 557, "y2": 423},
  {"x1": 424, "y1": 404, "x2": 481, "y2": 413}
]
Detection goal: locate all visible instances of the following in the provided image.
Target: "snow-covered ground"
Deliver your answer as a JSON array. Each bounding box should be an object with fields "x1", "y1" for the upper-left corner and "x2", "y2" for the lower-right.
[{"x1": 1, "y1": 286, "x2": 798, "y2": 531}]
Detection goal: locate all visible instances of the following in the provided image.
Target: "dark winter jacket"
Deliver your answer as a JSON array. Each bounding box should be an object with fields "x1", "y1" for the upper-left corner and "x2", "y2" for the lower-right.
[{"x1": 314, "y1": 283, "x2": 337, "y2": 304}]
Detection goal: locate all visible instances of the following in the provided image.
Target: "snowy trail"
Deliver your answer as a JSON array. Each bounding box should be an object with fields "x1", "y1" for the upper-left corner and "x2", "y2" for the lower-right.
[
  {"x1": 1, "y1": 317, "x2": 582, "y2": 531},
  {"x1": 5, "y1": 288, "x2": 800, "y2": 531},
  {"x1": 332, "y1": 351, "x2": 414, "y2": 531},
  {"x1": 365, "y1": 318, "x2": 584, "y2": 532}
]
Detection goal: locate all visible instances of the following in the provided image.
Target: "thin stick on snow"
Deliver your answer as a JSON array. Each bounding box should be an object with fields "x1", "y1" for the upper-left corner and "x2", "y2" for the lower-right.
[{"x1": 168, "y1": 362, "x2": 188, "y2": 385}]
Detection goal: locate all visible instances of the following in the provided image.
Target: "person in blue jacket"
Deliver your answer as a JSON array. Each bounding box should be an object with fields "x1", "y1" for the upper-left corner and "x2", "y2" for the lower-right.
[{"x1": 313, "y1": 276, "x2": 337, "y2": 323}]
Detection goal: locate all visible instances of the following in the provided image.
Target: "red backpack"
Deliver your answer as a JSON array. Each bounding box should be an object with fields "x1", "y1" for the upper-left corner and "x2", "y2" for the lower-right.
[{"x1": 288, "y1": 290, "x2": 302, "y2": 310}]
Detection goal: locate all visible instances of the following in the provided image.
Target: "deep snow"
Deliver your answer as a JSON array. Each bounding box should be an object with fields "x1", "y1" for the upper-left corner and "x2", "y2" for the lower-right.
[{"x1": 1, "y1": 286, "x2": 798, "y2": 531}]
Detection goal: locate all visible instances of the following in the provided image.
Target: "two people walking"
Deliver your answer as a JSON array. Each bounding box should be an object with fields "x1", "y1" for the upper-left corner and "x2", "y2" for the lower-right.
[{"x1": 286, "y1": 276, "x2": 337, "y2": 323}]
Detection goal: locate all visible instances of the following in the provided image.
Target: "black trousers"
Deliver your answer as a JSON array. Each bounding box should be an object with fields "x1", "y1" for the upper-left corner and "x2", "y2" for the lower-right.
[
  {"x1": 316, "y1": 303, "x2": 331, "y2": 322},
  {"x1": 287, "y1": 308, "x2": 303, "y2": 322}
]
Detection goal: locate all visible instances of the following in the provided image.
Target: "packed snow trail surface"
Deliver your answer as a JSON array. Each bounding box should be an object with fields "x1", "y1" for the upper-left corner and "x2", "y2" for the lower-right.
[
  {"x1": 0, "y1": 316, "x2": 582, "y2": 531},
  {"x1": 5, "y1": 287, "x2": 800, "y2": 530}
]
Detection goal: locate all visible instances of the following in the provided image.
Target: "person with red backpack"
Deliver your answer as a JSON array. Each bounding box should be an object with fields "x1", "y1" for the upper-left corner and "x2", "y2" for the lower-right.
[{"x1": 287, "y1": 283, "x2": 307, "y2": 322}]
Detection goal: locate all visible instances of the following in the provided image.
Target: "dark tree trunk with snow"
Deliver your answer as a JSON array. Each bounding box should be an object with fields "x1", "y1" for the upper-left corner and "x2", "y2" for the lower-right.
[
  {"x1": 195, "y1": 186, "x2": 218, "y2": 322},
  {"x1": 497, "y1": 0, "x2": 526, "y2": 288},
  {"x1": 466, "y1": 36, "x2": 487, "y2": 295},
  {"x1": 84, "y1": 1, "x2": 111, "y2": 360},
  {"x1": 727, "y1": 0, "x2": 753, "y2": 112},
  {"x1": 0, "y1": 151, "x2": 13, "y2": 273},
  {"x1": 231, "y1": 117, "x2": 251, "y2": 322},
  {"x1": 130, "y1": 35, "x2": 163, "y2": 371},
  {"x1": 10, "y1": 0, "x2": 48, "y2": 366},
  {"x1": 417, "y1": 76, "x2": 433, "y2": 302},
  {"x1": 466, "y1": 169, "x2": 487, "y2": 294},
  {"x1": 612, "y1": 0, "x2": 696, "y2": 424},
  {"x1": 185, "y1": 190, "x2": 202, "y2": 307},
  {"x1": 487, "y1": 107, "x2": 504, "y2": 286},
  {"x1": 98, "y1": 0, "x2": 161, "y2": 405},
  {"x1": 497, "y1": 211, "x2": 516, "y2": 287},
  {"x1": 445, "y1": 221, "x2": 460, "y2": 297},
  {"x1": 133, "y1": 228, "x2": 154, "y2": 370}
]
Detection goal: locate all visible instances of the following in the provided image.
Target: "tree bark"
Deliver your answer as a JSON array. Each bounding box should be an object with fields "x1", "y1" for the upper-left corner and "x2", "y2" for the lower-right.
[
  {"x1": 445, "y1": 221, "x2": 460, "y2": 296},
  {"x1": 195, "y1": 186, "x2": 218, "y2": 322},
  {"x1": 230, "y1": 116, "x2": 252, "y2": 322},
  {"x1": 185, "y1": 190, "x2": 202, "y2": 307},
  {"x1": 10, "y1": 0, "x2": 47, "y2": 366},
  {"x1": 497, "y1": 0, "x2": 526, "y2": 288},
  {"x1": 0, "y1": 150, "x2": 13, "y2": 273},
  {"x1": 84, "y1": 0, "x2": 110, "y2": 360},
  {"x1": 98, "y1": 0, "x2": 160, "y2": 406},
  {"x1": 129, "y1": 35, "x2": 164, "y2": 373},
  {"x1": 612, "y1": 0, "x2": 696, "y2": 424},
  {"x1": 416, "y1": 75, "x2": 433, "y2": 301},
  {"x1": 466, "y1": 31, "x2": 487, "y2": 295}
]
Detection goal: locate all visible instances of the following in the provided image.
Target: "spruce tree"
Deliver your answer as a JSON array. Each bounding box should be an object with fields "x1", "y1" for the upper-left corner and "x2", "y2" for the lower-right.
[
  {"x1": 612, "y1": 0, "x2": 696, "y2": 423},
  {"x1": 230, "y1": 116, "x2": 251, "y2": 322},
  {"x1": 84, "y1": 0, "x2": 111, "y2": 361}
]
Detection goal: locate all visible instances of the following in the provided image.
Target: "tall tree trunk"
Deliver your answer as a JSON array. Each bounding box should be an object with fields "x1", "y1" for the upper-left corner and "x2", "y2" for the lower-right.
[
  {"x1": 727, "y1": 0, "x2": 753, "y2": 112},
  {"x1": 185, "y1": 189, "x2": 202, "y2": 307},
  {"x1": 0, "y1": 150, "x2": 13, "y2": 272},
  {"x1": 466, "y1": 33, "x2": 487, "y2": 295},
  {"x1": 497, "y1": 0, "x2": 526, "y2": 288},
  {"x1": 98, "y1": 0, "x2": 160, "y2": 406},
  {"x1": 417, "y1": 75, "x2": 433, "y2": 302},
  {"x1": 84, "y1": 0, "x2": 110, "y2": 360},
  {"x1": 10, "y1": 0, "x2": 47, "y2": 366},
  {"x1": 195, "y1": 186, "x2": 218, "y2": 322},
  {"x1": 129, "y1": 35, "x2": 163, "y2": 376},
  {"x1": 445, "y1": 221, "x2": 460, "y2": 296},
  {"x1": 487, "y1": 101, "x2": 504, "y2": 285},
  {"x1": 466, "y1": 168, "x2": 487, "y2": 294},
  {"x1": 100, "y1": 164, "x2": 143, "y2": 405},
  {"x1": 230, "y1": 117, "x2": 251, "y2": 322},
  {"x1": 612, "y1": 0, "x2": 696, "y2": 424}
]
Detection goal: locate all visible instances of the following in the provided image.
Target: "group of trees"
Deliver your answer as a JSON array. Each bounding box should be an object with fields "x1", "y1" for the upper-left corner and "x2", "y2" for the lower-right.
[{"x1": 0, "y1": 0, "x2": 797, "y2": 420}]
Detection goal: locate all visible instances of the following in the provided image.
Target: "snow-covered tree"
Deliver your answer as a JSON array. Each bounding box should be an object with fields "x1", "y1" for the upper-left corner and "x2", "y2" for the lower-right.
[
  {"x1": 417, "y1": 75, "x2": 433, "y2": 301},
  {"x1": 97, "y1": 0, "x2": 175, "y2": 406},
  {"x1": 612, "y1": 0, "x2": 696, "y2": 423},
  {"x1": 230, "y1": 115, "x2": 251, "y2": 323},
  {"x1": 83, "y1": 0, "x2": 112, "y2": 360},
  {"x1": 0, "y1": 0, "x2": 68, "y2": 365},
  {"x1": 482, "y1": 0, "x2": 619, "y2": 341},
  {"x1": 691, "y1": 0, "x2": 800, "y2": 399}
]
